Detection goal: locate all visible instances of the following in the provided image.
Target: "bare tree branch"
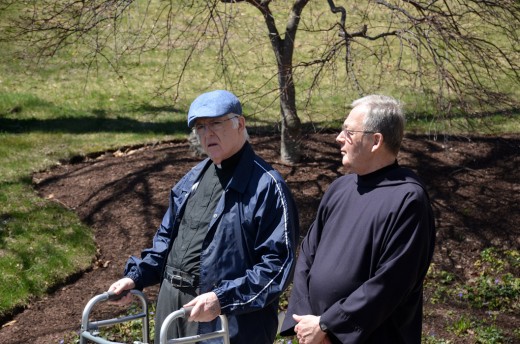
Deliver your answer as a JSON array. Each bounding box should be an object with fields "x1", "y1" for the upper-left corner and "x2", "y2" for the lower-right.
[{"x1": 1, "y1": 0, "x2": 518, "y2": 162}]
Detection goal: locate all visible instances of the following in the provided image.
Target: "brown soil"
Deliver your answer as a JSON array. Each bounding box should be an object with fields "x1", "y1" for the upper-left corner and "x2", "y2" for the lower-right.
[{"x1": 0, "y1": 132, "x2": 519, "y2": 343}]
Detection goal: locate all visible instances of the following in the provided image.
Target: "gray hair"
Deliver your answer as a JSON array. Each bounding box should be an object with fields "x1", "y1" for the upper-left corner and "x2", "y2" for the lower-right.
[
  {"x1": 228, "y1": 113, "x2": 250, "y2": 141},
  {"x1": 351, "y1": 95, "x2": 405, "y2": 154}
]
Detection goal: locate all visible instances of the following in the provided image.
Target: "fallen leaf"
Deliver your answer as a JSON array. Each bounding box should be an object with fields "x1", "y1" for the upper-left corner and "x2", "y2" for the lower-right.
[{"x1": 2, "y1": 320, "x2": 16, "y2": 328}]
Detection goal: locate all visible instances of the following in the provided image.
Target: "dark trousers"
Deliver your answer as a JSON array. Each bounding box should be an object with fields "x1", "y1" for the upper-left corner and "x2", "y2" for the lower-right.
[{"x1": 154, "y1": 279, "x2": 199, "y2": 343}]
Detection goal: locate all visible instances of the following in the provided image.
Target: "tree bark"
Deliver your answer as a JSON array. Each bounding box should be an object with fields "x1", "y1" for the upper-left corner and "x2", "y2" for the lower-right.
[
  {"x1": 278, "y1": 63, "x2": 302, "y2": 164},
  {"x1": 250, "y1": 0, "x2": 307, "y2": 164}
]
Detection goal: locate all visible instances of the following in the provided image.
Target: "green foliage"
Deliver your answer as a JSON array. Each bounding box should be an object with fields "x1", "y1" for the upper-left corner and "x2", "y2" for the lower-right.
[
  {"x1": 424, "y1": 248, "x2": 519, "y2": 343},
  {"x1": 474, "y1": 324, "x2": 506, "y2": 344},
  {"x1": 424, "y1": 264, "x2": 457, "y2": 305},
  {"x1": 95, "y1": 302, "x2": 154, "y2": 344},
  {"x1": 513, "y1": 328, "x2": 520, "y2": 341},
  {"x1": 447, "y1": 315, "x2": 509, "y2": 344},
  {"x1": 426, "y1": 248, "x2": 519, "y2": 312},
  {"x1": 461, "y1": 273, "x2": 519, "y2": 311},
  {"x1": 460, "y1": 248, "x2": 520, "y2": 311},
  {"x1": 449, "y1": 315, "x2": 474, "y2": 336}
]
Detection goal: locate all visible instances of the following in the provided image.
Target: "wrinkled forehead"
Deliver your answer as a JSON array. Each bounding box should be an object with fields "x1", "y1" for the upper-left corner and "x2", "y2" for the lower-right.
[{"x1": 344, "y1": 105, "x2": 367, "y2": 127}]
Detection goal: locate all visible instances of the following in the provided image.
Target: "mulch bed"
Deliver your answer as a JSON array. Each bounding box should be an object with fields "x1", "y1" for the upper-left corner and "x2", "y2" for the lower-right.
[{"x1": 1, "y1": 132, "x2": 519, "y2": 343}]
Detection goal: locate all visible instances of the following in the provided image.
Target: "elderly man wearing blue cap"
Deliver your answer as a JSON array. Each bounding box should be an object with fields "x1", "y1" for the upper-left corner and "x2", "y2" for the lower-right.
[{"x1": 108, "y1": 90, "x2": 300, "y2": 343}]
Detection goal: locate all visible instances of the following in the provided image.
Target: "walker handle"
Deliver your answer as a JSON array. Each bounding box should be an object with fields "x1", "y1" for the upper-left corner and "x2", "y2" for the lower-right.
[
  {"x1": 106, "y1": 289, "x2": 130, "y2": 301},
  {"x1": 182, "y1": 306, "x2": 194, "y2": 317}
]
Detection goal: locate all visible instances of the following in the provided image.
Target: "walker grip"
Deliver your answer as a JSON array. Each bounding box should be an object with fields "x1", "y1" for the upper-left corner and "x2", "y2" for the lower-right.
[
  {"x1": 106, "y1": 289, "x2": 130, "y2": 301},
  {"x1": 182, "y1": 306, "x2": 194, "y2": 317}
]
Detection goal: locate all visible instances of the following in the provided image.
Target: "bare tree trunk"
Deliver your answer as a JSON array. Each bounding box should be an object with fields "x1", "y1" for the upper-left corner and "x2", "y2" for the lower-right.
[
  {"x1": 278, "y1": 62, "x2": 302, "y2": 164},
  {"x1": 250, "y1": 0, "x2": 307, "y2": 164}
]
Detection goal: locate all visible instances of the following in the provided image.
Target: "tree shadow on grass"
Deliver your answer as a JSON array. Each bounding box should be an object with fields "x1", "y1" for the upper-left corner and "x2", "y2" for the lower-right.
[
  {"x1": 0, "y1": 116, "x2": 189, "y2": 135},
  {"x1": 0, "y1": 98, "x2": 189, "y2": 135}
]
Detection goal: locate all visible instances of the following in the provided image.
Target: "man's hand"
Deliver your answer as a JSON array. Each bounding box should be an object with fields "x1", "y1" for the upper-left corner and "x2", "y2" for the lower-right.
[
  {"x1": 293, "y1": 314, "x2": 331, "y2": 344},
  {"x1": 184, "y1": 292, "x2": 221, "y2": 322},
  {"x1": 107, "y1": 277, "x2": 135, "y2": 305}
]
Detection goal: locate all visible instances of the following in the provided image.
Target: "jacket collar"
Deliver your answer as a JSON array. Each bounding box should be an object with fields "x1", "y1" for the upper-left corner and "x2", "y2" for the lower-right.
[{"x1": 227, "y1": 142, "x2": 255, "y2": 194}]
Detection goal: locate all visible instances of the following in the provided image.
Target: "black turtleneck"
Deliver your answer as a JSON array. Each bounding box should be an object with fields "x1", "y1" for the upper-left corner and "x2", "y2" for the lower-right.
[
  {"x1": 215, "y1": 141, "x2": 248, "y2": 186},
  {"x1": 357, "y1": 160, "x2": 399, "y2": 184}
]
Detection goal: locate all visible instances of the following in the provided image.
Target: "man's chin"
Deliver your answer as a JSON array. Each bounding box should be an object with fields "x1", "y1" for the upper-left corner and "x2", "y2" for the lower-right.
[
  {"x1": 208, "y1": 154, "x2": 222, "y2": 165},
  {"x1": 205, "y1": 148, "x2": 221, "y2": 161}
]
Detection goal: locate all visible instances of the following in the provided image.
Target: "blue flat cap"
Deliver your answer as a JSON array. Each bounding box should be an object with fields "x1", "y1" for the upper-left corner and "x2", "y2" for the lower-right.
[{"x1": 187, "y1": 90, "x2": 242, "y2": 127}]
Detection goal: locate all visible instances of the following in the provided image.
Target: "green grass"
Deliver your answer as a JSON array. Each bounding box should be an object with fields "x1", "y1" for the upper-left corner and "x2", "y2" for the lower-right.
[
  {"x1": 0, "y1": 0, "x2": 519, "y2": 333},
  {"x1": 0, "y1": 182, "x2": 96, "y2": 313},
  {"x1": 0, "y1": 41, "x2": 192, "y2": 317}
]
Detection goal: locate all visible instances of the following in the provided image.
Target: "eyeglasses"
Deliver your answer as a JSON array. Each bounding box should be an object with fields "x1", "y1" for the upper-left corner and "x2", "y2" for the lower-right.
[
  {"x1": 193, "y1": 116, "x2": 239, "y2": 134},
  {"x1": 340, "y1": 127, "x2": 377, "y2": 137}
]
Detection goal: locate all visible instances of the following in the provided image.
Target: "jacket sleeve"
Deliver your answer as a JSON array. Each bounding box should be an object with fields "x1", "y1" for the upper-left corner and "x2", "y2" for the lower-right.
[
  {"x1": 123, "y1": 188, "x2": 179, "y2": 290},
  {"x1": 213, "y1": 178, "x2": 299, "y2": 314},
  {"x1": 321, "y1": 191, "x2": 435, "y2": 343},
  {"x1": 279, "y1": 191, "x2": 328, "y2": 336}
]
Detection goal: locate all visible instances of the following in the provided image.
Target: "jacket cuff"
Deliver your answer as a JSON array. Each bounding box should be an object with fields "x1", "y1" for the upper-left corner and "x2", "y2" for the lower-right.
[
  {"x1": 213, "y1": 287, "x2": 231, "y2": 313},
  {"x1": 125, "y1": 269, "x2": 144, "y2": 291}
]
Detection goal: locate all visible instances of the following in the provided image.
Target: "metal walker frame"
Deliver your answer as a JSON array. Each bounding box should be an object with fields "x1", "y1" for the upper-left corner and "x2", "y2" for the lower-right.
[
  {"x1": 159, "y1": 306, "x2": 230, "y2": 344},
  {"x1": 80, "y1": 290, "x2": 149, "y2": 344},
  {"x1": 79, "y1": 290, "x2": 230, "y2": 344}
]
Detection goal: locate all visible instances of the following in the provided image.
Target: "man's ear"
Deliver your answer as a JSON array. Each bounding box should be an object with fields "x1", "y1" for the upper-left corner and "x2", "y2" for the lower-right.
[
  {"x1": 371, "y1": 133, "x2": 383, "y2": 152},
  {"x1": 238, "y1": 115, "x2": 246, "y2": 130}
]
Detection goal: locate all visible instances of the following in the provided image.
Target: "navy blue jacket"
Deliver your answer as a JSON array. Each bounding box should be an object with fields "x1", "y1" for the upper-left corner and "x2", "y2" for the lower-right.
[{"x1": 124, "y1": 143, "x2": 299, "y2": 343}]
